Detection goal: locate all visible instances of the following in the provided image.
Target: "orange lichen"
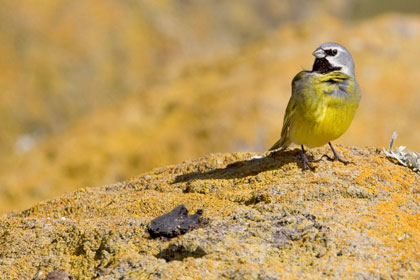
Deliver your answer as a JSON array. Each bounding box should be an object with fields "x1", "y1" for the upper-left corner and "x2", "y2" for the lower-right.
[
  {"x1": 2, "y1": 14, "x2": 420, "y2": 215},
  {"x1": 1, "y1": 146, "x2": 419, "y2": 278}
]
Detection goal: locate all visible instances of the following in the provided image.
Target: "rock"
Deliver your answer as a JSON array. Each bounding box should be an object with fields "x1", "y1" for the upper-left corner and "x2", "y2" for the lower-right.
[
  {"x1": 2, "y1": 14, "x2": 420, "y2": 215},
  {"x1": 43, "y1": 270, "x2": 73, "y2": 280},
  {"x1": 0, "y1": 146, "x2": 419, "y2": 279},
  {"x1": 147, "y1": 204, "x2": 204, "y2": 238},
  {"x1": 0, "y1": 13, "x2": 420, "y2": 216}
]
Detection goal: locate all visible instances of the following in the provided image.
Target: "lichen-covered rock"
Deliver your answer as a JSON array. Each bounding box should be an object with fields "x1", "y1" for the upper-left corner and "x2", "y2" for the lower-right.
[
  {"x1": 0, "y1": 146, "x2": 419, "y2": 279},
  {"x1": 43, "y1": 270, "x2": 73, "y2": 280},
  {"x1": 2, "y1": 14, "x2": 420, "y2": 215}
]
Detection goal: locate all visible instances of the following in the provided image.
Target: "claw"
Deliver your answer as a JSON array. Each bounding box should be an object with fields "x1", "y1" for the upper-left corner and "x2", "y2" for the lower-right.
[
  {"x1": 300, "y1": 145, "x2": 315, "y2": 171},
  {"x1": 326, "y1": 142, "x2": 354, "y2": 165}
]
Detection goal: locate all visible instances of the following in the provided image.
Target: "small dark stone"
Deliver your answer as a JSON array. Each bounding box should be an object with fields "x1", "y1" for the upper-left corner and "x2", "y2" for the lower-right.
[
  {"x1": 147, "y1": 204, "x2": 204, "y2": 238},
  {"x1": 44, "y1": 270, "x2": 73, "y2": 280}
]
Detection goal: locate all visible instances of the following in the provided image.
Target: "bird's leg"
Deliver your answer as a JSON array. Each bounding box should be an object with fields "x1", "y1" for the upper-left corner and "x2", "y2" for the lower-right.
[
  {"x1": 300, "y1": 145, "x2": 315, "y2": 171},
  {"x1": 322, "y1": 142, "x2": 354, "y2": 165}
]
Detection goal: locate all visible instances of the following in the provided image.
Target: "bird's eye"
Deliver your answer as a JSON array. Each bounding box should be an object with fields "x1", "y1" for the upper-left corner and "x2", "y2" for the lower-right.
[{"x1": 324, "y1": 49, "x2": 338, "y2": 56}]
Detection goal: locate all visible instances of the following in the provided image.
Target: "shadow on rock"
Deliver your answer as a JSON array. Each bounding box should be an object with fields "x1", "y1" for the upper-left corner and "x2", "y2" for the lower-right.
[{"x1": 173, "y1": 149, "x2": 300, "y2": 183}]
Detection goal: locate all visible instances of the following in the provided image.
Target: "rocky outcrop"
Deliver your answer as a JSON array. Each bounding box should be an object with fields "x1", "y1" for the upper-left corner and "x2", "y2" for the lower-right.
[
  {"x1": 2, "y1": 14, "x2": 420, "y2": 214},
  {"x1": 1, "y1": 146, "x2": 419, "y2": 279}
]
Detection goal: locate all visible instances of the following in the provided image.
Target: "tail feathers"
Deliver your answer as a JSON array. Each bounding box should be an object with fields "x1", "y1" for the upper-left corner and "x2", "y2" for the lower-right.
[{"x1": 268, "y1": 137, "x2": 290, "y2": 151}]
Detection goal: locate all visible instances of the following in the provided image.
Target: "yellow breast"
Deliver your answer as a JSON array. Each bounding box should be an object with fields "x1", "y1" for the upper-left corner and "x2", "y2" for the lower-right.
[{"x1": 288, "y1": 71, "x2": 361, "y2": 148}]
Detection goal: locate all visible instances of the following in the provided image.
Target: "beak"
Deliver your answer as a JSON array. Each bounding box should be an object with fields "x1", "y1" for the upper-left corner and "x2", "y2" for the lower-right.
[{"x1": 312, "y1": 48, "x2": 326, "y2": 59}]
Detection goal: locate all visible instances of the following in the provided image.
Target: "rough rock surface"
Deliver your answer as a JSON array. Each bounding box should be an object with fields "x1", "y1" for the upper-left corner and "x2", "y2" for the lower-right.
[
  {"x1": 1, "y1": 146, "x2": 419, "y2": 279},
  {"x1": 2, "y1": 14, "x2": 420, "y2": 214}
]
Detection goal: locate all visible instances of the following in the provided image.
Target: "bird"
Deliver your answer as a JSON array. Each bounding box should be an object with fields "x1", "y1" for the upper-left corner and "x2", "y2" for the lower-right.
[{"x1": 269, "y1": 42, "x2": 361, "y2": 171}]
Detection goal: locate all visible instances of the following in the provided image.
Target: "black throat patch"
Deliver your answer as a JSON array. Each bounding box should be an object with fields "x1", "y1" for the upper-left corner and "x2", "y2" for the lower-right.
[{"x1": 312, "y1": 58, "x2": 341, "y2": 74}]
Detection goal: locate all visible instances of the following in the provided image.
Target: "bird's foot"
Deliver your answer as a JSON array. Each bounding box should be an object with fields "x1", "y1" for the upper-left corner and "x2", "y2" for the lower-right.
[
  {"x1": 308, "y1": 157, "x2": 323, "y2": 163},
  {"x1": 323, "y1": 154, "x2": 354, "y2": 165},
  {"x1": 300, "y1": 152, "x2": 315, "y2": 171},
  {"x1": 323, "y1": 142, "x2": 354, "y2": 165}
]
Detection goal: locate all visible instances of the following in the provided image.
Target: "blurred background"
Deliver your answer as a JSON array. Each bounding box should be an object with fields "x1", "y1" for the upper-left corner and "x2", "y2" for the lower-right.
[{"x1": 1, "y1": 0, "x2": 420, "y2": 214}]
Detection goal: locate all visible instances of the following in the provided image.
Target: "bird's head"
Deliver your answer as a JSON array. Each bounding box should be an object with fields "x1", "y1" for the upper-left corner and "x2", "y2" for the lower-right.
[{"x1": 311, "y1": 42, "x2": 355, "y2": 77}]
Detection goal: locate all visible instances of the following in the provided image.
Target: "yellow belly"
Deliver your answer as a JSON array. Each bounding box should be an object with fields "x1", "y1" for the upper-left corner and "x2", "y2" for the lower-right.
[{"x1": 289, "y1": 101, "x2": 357, "y2": 148}]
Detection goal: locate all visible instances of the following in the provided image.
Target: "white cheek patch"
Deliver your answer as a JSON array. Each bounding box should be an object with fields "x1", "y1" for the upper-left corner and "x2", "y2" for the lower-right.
[
  {"x1": 326, "y1": 57, "x2": 352, "y2": 77},
  {"x1": 339, "y1": 65, "x2": 351, "y2": 76}
]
